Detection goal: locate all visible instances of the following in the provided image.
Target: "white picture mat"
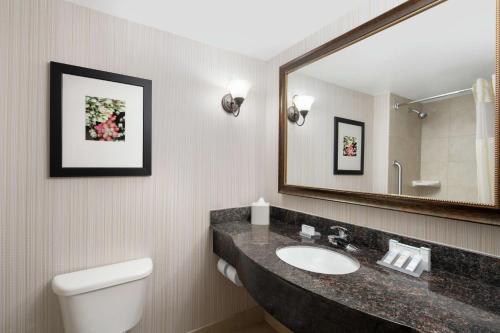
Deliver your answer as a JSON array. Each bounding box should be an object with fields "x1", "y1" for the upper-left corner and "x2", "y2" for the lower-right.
[
  {"x1": 337, "y1": 122, "x2": 362, "y2": 171},
  {"x1": 62, "y1": 74, "x2": 144, "y2": 168}
]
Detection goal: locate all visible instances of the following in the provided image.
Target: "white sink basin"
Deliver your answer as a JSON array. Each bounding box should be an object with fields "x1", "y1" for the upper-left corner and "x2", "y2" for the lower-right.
[{"x1": 276, "y1": 245, "x2": 360, "y2": 275}]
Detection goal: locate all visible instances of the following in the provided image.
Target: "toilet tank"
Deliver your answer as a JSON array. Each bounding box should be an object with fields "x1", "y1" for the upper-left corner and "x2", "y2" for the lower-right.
[{"x1": 52, "y1": 258, "x2": 153, "y2": 333}]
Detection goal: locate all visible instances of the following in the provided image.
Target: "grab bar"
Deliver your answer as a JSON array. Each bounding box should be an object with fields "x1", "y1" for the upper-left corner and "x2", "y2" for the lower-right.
[{"x1": 393, "y1": 160, "x2": 402, "y2": 195}]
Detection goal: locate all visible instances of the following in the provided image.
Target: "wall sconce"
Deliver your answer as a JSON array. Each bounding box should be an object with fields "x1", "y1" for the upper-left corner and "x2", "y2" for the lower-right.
[
  {"x1": 287, "y1": 95, "x2": 315, "y2": 126},
  {"x1": 221, "y1": 80, "x2": 250, "y2": 117}
]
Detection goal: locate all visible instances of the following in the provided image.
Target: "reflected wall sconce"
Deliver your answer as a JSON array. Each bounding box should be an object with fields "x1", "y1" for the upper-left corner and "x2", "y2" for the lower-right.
[
  {"x1": 221, "y1": 80, "x2": 250, "y2": 117},
  {"x1": 287, "y1": 95, "x2": 315, "y2": 126}
]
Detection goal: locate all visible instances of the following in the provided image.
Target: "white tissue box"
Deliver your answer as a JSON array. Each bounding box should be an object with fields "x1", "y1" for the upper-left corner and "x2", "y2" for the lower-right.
[{"x1": 251, "y1": 198, "x2": 270, "y2": 225}]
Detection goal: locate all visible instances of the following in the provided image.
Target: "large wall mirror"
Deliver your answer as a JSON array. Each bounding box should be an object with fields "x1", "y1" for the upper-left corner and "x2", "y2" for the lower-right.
[{"x1": 279, "y1": 0, "x2": 500, "y2": 225}]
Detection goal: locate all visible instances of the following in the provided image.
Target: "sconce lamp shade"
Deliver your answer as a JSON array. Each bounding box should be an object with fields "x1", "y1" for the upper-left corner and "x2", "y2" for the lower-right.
[
  {"x1": 293, "y1": 95, "x2": 315, "y2": 111},
  {"x1": 228, "y1": 80, "x2": 250, "y2": 99},
  {"x1": 222, "y1": 79, "x2": 250, "y2": 117}
]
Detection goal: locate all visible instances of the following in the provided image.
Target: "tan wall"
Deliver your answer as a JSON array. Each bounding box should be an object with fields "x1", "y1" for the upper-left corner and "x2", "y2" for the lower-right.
[
  {"x1": 388, "y1": 94, "x2": 422, "y2": 196},
  {"x1": 261, "y1": 0, "x2": 500, "y2": 258},
  {"x1": 372, "y1": 93, "x2": 391, "y2": 194},
  {"x1": 0, "y1": 0, "x2": 266, "y2": 332},
  {"x1": 419, "y1": 94, "x2": 478, "y2": 202}
]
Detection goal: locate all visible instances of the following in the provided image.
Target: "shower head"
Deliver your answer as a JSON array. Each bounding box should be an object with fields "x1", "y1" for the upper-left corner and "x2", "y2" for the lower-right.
[{"x1": 409, "y1": 108, "x2": 427, "y2": 119}]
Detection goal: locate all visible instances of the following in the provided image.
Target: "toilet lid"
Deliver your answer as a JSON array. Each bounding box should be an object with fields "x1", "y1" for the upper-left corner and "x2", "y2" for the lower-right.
[{"x1": 52, "y1": 257, "x2": 153, "y2": 296}]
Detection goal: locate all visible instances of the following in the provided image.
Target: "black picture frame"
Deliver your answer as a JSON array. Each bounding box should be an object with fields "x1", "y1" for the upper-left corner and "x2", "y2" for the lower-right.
[
  {"x1": 50, "y1": 62, "x2": 152, "y2": 177},
  {"x1": 333, "y1": 117, "x2": 364, "y2": 175}
]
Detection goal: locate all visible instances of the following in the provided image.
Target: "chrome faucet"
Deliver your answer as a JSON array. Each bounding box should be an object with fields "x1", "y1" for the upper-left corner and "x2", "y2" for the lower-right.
[
  {"x1": 328, "y1": 226, "x2": 349, "y2": 247},
  {"x1": 328, "y1": 226, "x2": 358, "y2": 251}
]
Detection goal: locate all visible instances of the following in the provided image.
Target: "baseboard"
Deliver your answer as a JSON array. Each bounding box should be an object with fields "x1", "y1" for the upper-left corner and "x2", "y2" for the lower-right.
[
  {"x1": 187, "y1": 306, "x2": 264, "y2": 333},
  {"x1": 264, "y1": 312, "x2": 293, "y2": 333}
]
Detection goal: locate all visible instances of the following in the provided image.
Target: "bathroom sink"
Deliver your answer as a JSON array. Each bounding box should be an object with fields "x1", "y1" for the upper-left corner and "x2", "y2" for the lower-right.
[{"x1": 276, "y1": 246, "x2": 360, "y2": 275}]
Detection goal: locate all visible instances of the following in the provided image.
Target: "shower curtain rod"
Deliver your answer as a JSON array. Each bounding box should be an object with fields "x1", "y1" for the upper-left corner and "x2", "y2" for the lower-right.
[{"x1": 395, "y1": 87, "x2": 472, "y2": 108}]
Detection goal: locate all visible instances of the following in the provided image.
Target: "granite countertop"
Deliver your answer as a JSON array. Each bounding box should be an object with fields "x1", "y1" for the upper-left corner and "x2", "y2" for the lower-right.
[{"x1": 211, "y1": 217, "x2": 500, "y2": 333}]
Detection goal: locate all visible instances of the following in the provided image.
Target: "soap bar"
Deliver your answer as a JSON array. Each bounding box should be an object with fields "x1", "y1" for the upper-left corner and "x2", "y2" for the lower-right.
[
  {"x1": 393, "y1": 251, "x2": 411, "y2": 268},
  {"x1": 301, "y1": 224, "x2": 315, "y2": 236},
  {"x1": 383, "y1": 250, "x2": 399, "y2": 265},
  {"x1": 299, "y1": 231, "x2": 320, "y2": 239},
  {"x1": 406, "y1": 255, "x2": 422, "y2": 272}
]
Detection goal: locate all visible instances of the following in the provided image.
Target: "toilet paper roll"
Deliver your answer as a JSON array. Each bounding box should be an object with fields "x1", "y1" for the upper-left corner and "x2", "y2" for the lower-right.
[
  {"x1": 217, "y1": 258, "x2": 228, "y2": 274},
  {"x1": 217, "y1": 258, "x2": 243, "y2": 287},
  {"x1": 224, "y1": 264, "x2": 243, "y2": 287}
]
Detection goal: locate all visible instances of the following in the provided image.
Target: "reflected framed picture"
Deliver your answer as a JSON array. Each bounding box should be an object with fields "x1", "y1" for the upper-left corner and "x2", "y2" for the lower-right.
[
  {"x1": 334, "y1": 117, "x2": 364, "y2": 175},
  {"x1": 50, "y1": 62, "x2": 152, "y2": 177}
]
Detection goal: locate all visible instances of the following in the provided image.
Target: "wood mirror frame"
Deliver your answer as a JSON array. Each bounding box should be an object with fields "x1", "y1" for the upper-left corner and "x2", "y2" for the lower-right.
[{"x1": 278, "y1": 0, "x2": 500, "y2": 226}]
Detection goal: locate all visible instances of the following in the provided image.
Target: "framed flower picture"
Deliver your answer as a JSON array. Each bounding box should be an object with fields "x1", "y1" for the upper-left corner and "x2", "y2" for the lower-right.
[
  {"x1": 50, "y1": 62, "x2": 152, "y2": 177},
  {"x1": 334, "y1": 117, "x2": 364, "y2": 175}
]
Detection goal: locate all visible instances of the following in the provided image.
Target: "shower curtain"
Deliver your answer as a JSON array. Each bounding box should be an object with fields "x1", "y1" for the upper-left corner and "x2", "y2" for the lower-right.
[{"x1": 473, "y1": 76, "x2": 495, "y2": 204}]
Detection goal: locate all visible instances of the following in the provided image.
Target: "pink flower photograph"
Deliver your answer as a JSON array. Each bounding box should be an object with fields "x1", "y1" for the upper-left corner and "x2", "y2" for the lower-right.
[
  {"x1": 343, "y1": 135, "x2": 357, "y2": 157},
  {"x1": 85, "y1": 96, "x2": 126, "y2": 141}
]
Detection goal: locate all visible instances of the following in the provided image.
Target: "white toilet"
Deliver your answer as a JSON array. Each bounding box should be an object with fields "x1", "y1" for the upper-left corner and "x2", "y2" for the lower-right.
[{"x1": 52, "y1": 258, "x2": 153, "y2": 333}]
